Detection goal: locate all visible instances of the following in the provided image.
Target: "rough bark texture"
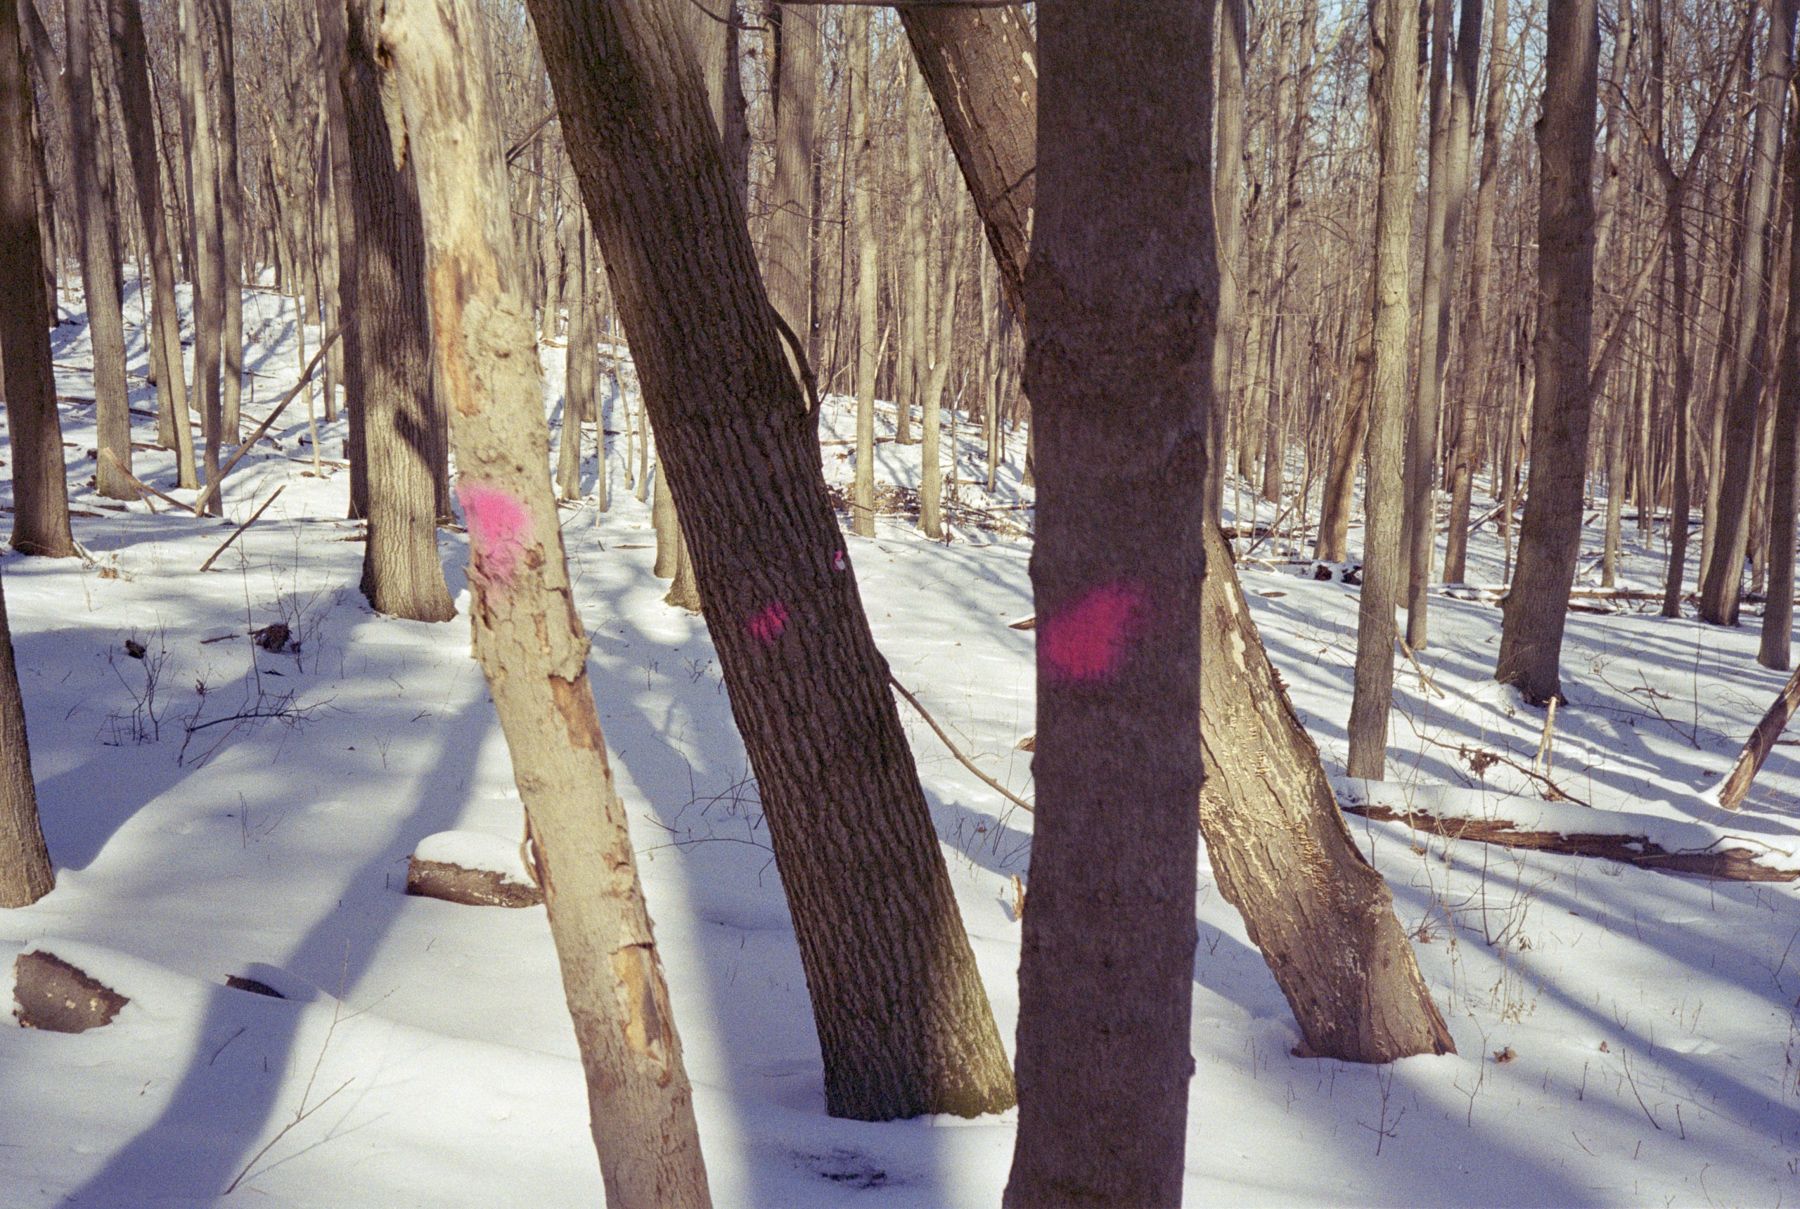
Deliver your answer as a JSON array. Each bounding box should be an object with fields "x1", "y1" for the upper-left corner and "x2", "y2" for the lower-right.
[
  {"x1": 377, "y1": 0, "x2": 711, "y2": 1199},
  {"x1": 1494, "y1": 0, "x2": 1600, "y2": 703},
  {"x1": 528, "y1": 0, "x2": 1017, "y2": 1122},
  {"x1": 1697, "y1": 0, "x2": 1795, "y2": 625},
  {"x1": 0, "y1": 0, "x2": 73, "y2": 561},
  {"x1": 897, "y1": 7, "x2": 1035, "y2": 319},
  {"x1": 338, "y1": 0, "x2": 454, "y2": 622},
  {"x1": 66, "y1": 0, "x2": 133, "y2": 499},
  {"x1": 1345, "y1": 0, "x2": 1419, "y2": 777},
  {"x1": 0, "y1": 570, "x2": 54, "y2": 907},
  {"x1": 108, "y1": 0, "x2": 195, "y2": 488},
  {"x1": 913, "y1": 5, "x2": 1450, "y2": 1070},
  {"x1": 1005, "y1": 10, "x2": 1209, "y2": 1202}
]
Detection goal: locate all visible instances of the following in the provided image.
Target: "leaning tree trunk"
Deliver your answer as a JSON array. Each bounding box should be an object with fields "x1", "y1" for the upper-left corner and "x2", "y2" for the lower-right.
[
  {"x1": 377, "y1": 0, "x2": 710, "y2": 1201},
  {"x1": 527, "y1": 0, "x2": 1017, "y2": 1121},
  {"x1": 108, "y1": 0, "x2": 196, "y2": 488},
  {"x1": 1, "y1": 0, "x2": 72, "y2": 559},
  {"x1": 65, "y1": 0, "x2": 133, "y2": 499},
  {"x1": 905, "y1": 8, "x2": 1453, "y2": 1065},
  {"x1": 1005, "y1": 9, "x2": 1210, "y2": 1203},
  {"x1": 338, "y1": 0, "x2": 454, "y2": 622},
  {"x1": 1345, "y1": 0, "x2": 1420, "y2": 778},
  {"x1": 0, "y1": 567, "x2": 54, "y2": 908},
  {"x1": 1494, "y1": 0, "x2": 1602, "y2": 704}
]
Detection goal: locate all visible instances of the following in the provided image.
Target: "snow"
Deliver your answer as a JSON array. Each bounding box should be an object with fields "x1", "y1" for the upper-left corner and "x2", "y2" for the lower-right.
[{"x1": 2, "y1": 275, "x2": 1799, "y2": 1206}]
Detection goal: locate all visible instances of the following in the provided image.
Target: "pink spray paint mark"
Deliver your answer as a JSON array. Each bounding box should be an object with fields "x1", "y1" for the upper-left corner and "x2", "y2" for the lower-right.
[
  {"x1": 1039, "y1": 582, "x2": 1146, "y2": 682},
  {"x1": 746, "y1": 600, "x2": 791, "y2": 646},
  {"x1": 458, "y1": 482, "x2": 532, "y2": 587}
]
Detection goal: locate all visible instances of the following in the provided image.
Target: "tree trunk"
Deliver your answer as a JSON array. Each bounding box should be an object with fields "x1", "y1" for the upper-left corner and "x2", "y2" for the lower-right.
[
  {"x1": 528, "y1": 0, "x2": 1017, "y2": 1121},
  {"x1": 765, "y1": 2, "x2": 816, "y2": 355},
  {"x1": 337, "y1": 0, "x2": 454, "y2": 622},
  {"x1": 1345, "y1": 0, "x2": 1419, "y2": 778},
  {"x1": 108, "y1": 0, "x2": 195, "y2": 488},
  {"x1": 1211, "y1": 0, "x2": 1247, "y2": 516},
  {"x1": 906, "y1": 11, "x2": 1453, "y2": 1067},
  {"x1": 377, "y1": 1, "x2": 711, "y2": 1200},
  {"x1": 1, "y1": 0, "x2": 73, "y2": 559},
  {"x1": 849, "y1": 8, "x2": 877, "y2": 539},
  {"x1": 1698, "y1": 0, "x2": 1796, "y2": 626},
  {"x1": 899, "y1": 69, "x2": 927, "y2": 448},
  {"x1": 205, "y1": 0, "x2": 243, "y2": 440},
  {"x1": 179, "y1": 0, "x2": 225, "y2": 514},
  {"x1": 1494, "y1": 0, "x2": 1601, "y2": 704},
  {"x1": 1761, "y1": 81, "x2": 1800, "y2": 670},
  {"x1": 1006, "y1": 10, "x2": 1210, "y2": 1202},
  {"x1": 66, "y1": 0, "x2": 133, "y2": 499},
  {"x1": 559, "y1": 212, "x2": 596, "y2": 504},
  {"x1": 919, "y1": 211, "x2": 967, "y2": 541},
  {"x1": 0, "y1": 568, "x2": 54, "y2": 908}
]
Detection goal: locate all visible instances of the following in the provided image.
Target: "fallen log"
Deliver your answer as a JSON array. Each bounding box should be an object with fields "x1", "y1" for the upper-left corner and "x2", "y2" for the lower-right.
[{"x1": 13, "y1": 950, "x2": 129, "y2": 1032}]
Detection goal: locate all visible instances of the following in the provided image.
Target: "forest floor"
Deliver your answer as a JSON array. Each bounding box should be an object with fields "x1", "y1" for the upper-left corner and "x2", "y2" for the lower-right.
[{"x1": 2, "y1": 282, "x2": 1799, "y2": 1207}]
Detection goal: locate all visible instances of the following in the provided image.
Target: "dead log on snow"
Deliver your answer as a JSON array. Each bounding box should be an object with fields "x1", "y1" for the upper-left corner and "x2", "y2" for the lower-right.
[{"x1": 13, "y1": 950, "x2": 129, "y2": 1032}]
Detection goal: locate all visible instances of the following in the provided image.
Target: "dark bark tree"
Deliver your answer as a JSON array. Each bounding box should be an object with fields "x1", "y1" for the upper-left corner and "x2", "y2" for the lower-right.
[
  {"x1": 0, "y1": 566, "x2": 54, "y2": 908},
  {"x1": 1, "y1": 0, "x2": 73, "y2": 561},
  {"x1": 1494, "y1": 0, "x2": 1601, "y2": 703},
  {"x1": 527, "y1": 0, "x2": 1017, "y2": 1121},
  {"x1": 336, "y1": 0, "x2": 454, "y2": 623},
  {"x1": 1761, "y1": 68, "x2": 1800, "y2": 671},
  {"x1": 1345, "y1": 0, "x2": 1420, "y2": 777},
  {"x1": 377, "y1": 0, "x2": 710, "y2": 1199},
  {"x1": 1698, "y1": 0, "x2": 1796, "y2": 626},
  {"x1": 1004, "y1": 9, "x2": 1211, "y2": 1202},
  {"x1": 108, "y1": 0, "x2": 196, "y2": 488},
  {"x1": 65, "y1": 0, "x2": 132, "y2": 499},
  {"x1": 905, "y1": 9, "x2": 1454, "y2": 1067}
]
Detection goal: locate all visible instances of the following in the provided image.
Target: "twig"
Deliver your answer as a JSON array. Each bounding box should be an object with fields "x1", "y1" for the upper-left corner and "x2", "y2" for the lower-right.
[
  {"x1": 1397, "y1": 637, "x2": 1445, "y2": 698},
  {"x1": 199, "y1": 485, "x2": 287, "y2": 573},
  {"x1": 889, "y1": 673, "x2": 1034, "y2": 815},
  {"x1": 192, "y1": 329, "x2": 340, "y2": 516},
  {"x1": 98, "y1": 449, "x2": 186, "y2": 511}
]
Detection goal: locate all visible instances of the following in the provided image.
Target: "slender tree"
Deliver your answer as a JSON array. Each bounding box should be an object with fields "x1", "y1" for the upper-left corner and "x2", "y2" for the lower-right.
[
  {"x1": 1494, "y1": 0, "x2": 1601, "y2": 703},
  {"x1": 0, "y1": 566, "x2": 54, "y2": 908},
  {"x1": 849, "y1": 8, "x2": 877, "y2": 539},
  {"x1": 1761, "y1": 69, "x2": 1800, "y2": 670},
  {"x1": 377, "y1": 0, "x2": 709, "y2": 1198},
  {"x1": 1005, "y1": 7, "x2": 1211, "y2": 1202}
]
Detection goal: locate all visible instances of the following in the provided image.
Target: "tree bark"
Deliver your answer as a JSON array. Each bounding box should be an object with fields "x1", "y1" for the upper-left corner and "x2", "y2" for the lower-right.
[
  {"x1": 908, "y1": 10, "x2": 1453, "y2": 1068},
  {"x1": 108, "y1": 0, "x2": 195, "y2": 488},
  {"x1": 1760, "y1": 75, "x2": 1800, "y2": 670},
  {"x1": 849, "y1": 8, "x2": 877, "y2": 539},
  {"x1": 65, "y1": 0, "x2": 132, "y2": 499},
  {"x1": 1494, "y1": 0, "x2": 1601, "y2": 704},
  {"x1": 559, "y1": 212, "x2": 597, "y2": 504},
  {"x1": 0, "y1": 0, "x2": 73, "y2": 561},
  {"x1": 0, "y1": 567, "x2": 54, "y2": 908},
  {"x1": 376, "y1": 0, "x2": 711, "y2": 1199},
  {"x1": 204, "y1": 0, "x2": 243, "y2": 440},
  {"x1": 338, "y1": 0, "x2": 454, "y2": 622},
  {"x1": 1345, "y1": 0, "x2": 1420, "y2": 777},
  {"x1": 1699, "y1": 0, "x2": 1796, "y2": 626},
  {"x1": 1005, "y1": 10, "x2": 1209, "y2": 1202},
  {"x1": 528, "y1": 0, "x2": 1017, "y2": 1121},
  {"x1": 1211, "y1": 0, "x2": 1247, "y2": 515},
  {"x1": 179, "y1": 0, "x2": 225, "y2": 514},
  {"x1": 919, "y1": 210, "x2": 967, "y2": 541},
  {"x1": 766, "y1": 2, "x2": 817, "y2": 354}
]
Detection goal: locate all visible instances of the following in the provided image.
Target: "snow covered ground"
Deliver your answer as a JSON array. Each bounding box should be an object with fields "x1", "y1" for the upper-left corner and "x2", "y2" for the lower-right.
[{"x1": 2, "y1": 282, "x2": 1799, "y2": 1206}]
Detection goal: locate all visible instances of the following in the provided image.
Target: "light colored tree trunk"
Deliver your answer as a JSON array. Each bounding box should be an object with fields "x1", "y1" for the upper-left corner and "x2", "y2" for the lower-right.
[
  {"x1": 1494, "y1": 0, "x2": 1602, "y2": 703},
  {"x1": 919, "y1": 209, "x2": 967, "y2": 541},
  {"x1": 1345, "y1": 0, "x2": 1420, "y2": 778},
  {"x1": 377, "y1": 0, "x2": 710, "y2": 1199},
  {"x1": 1211, "y1": 0, "x2": 1246, "y2": 514},
  {"x1": 108, "y1": 0, "x2": 195, "y2": 488},
  {"x1": 528, "y1": 0, "x2": 1017, "y2": 1121},
  {"x1": 1, "y1": 0, "x2": 73, "y2": 558},
  {"x1": 559, "y1": 211, "x2": 596, "y2": 504},
  {"x1": 205, "y1": 0, "x2": 243, "y2": 439},
  {"x1": 66, "y1": 0, "x2": 133, "y2": 499},
  {"x1": 898, "y1": 68, "x2": 927, "y2": 448},
  {"x1": 179, "y1": 0, "x2": 225, "y2": 514},
  {"x1": 850, "y1": 8, "x2": 877, "y2": 538}
]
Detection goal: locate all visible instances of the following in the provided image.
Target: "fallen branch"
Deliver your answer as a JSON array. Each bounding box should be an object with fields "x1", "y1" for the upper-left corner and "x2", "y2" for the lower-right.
[
  {"x1": 889, "y1": 672, "x2": 1034, "y2": 815},
  {"x1": 1342, "y1": 799, "x2": 1795, "y2": 883},
  {"x1": 98, "y1": 449, "x2": 185, "y2": 512},
  {"x1": 191, "y1": 328, "x2": 340, "y2": 516},
  {"x1": 198, "y1": 485, "x2": 287, "y2": 572},
  {"x1": 1717, "y1": 663, "x2": 1800, "y2": 811}
]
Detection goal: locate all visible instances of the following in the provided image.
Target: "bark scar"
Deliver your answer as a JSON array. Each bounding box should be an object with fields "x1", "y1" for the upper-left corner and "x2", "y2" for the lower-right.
[{"x1": 611, "y1": 943, "x2": 673, "y2": 1086}]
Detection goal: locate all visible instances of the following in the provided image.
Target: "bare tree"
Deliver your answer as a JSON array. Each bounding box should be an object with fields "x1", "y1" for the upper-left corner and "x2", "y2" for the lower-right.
[
  {"x1": 849, "y1": 7, "x2": 877, "y2": 538},
  {"x1": 0, "y1": 566, "x2": 54, "y2": 908},
  {"x1": 377, "y1": 0, "x2": 709, "y2": 1198}
]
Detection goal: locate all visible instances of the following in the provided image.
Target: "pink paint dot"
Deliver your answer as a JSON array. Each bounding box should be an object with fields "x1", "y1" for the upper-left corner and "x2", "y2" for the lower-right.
[
  {"x1": 832, "y1": 549, "x2": 847, "y2": 572},
  {"x1": 746, "y1": 600, "x2": 791, "y2": 646},
  {"x1": 1039, "y1": 582, "x2": 1146, "y2": 682},
  {"x1": 458, "y1": 481, "x2": 532, "y2": 587}
]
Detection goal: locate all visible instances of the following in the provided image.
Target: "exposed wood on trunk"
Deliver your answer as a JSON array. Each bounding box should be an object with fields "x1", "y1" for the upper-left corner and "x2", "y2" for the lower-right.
[{"x1": 1717, "y1": 663, "x2": 1800, "y2": 811}]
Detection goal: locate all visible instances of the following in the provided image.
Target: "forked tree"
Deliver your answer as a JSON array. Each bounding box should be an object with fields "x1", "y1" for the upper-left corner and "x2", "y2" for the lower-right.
[
  {"x1": 1005, "y1": 6, "x2": 1210, "y2": 1202},
  {"x1": 376, "y1": 0, "x2": 708, "y2": 1200},
  {"x1": 902, "y1": 7, "x2": 1454, "y2": 1064}
]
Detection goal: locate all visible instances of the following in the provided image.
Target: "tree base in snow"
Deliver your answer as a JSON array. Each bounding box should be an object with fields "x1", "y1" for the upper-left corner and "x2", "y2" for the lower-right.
[{"x1": 13, "y1": 950, "x2": 129, "y2": 1032}]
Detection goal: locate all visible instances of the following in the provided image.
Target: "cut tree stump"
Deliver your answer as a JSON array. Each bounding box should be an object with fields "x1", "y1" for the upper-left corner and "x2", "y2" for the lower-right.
[
  {"x1": 13, "y1": 950, "x2": 129, "y2": 1032},
  {"x1": 404, "y1": 855, "x2": 543, "y2": 908}
]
